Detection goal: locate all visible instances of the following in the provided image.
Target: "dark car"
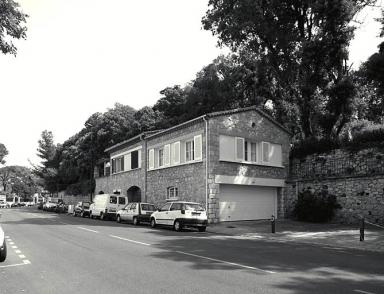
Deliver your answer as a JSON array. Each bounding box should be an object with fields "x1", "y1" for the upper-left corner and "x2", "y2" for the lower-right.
[
  {"x1": 37, "y1": 202, "x2": 44, "y2": 210},
  {"x1": 55, "y1": 203, "x2": 68, "y2": 214},
  {"x1": 73, "y1": 201, "x2": 91, "y2": 218}
]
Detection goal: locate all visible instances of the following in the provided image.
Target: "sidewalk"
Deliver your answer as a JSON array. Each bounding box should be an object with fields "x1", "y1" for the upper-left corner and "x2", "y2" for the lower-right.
[{"x1": 207, "y1": 219, "x2": 384, "y2": 253}]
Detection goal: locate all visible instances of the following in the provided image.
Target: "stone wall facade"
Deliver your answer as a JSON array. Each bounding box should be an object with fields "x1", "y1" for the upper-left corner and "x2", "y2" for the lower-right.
[
  {"x1": 206, "y1": 110, "x2": 291, "y2": 223},
  {"x1": 94, "y1": 107, "x2": 291, "y2": 223},
  {"x1": 146, "y1": 121, "x2": 207, "y2": 207},
  {"x1": 286, "y1": 148, "x2": 384, "y2": 225}
]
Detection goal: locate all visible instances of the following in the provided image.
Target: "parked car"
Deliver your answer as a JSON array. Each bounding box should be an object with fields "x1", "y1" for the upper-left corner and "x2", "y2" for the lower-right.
[
  {"x1": 43, "y1": 198, "x2": 63, "y2": 211},
  {"x1": 0, "y1": 200, "x2": 8, "y2": 209},
  {"x1": 55, "y1": 203, "x2": 68, "y2": 213},
  {"x1": 0, "y1": 216, "x2": 7, "y2": 262},
  {"x1": 89, "y1": 194, "x2": 128, "y2": 220},
  {"x1": 116, "y1": 202, "x2": 156, "y2": 225},
  {"x1": 37, "y1": 202, "x2": 44, "y2": 210},
  {"x1": 73, "y1": 201, "x2": 91, "y2": 218},
  {"x1": 150, "y1": 201, "x2": 208, "y2": 232}
]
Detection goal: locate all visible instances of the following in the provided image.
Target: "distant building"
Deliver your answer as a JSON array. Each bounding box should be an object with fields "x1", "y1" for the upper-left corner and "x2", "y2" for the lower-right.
[{"x1": 95, "y1": 106, "x2": 291, "y2": 223}]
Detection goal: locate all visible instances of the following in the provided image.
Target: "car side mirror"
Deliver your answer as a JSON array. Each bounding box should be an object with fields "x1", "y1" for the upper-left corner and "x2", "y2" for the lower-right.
[
  {"x1": 157, "y1": 209, "x2": 161, "y2": 212},
  {"x1": 181, "y1": 209, "x2": 185, "y2": 214}
]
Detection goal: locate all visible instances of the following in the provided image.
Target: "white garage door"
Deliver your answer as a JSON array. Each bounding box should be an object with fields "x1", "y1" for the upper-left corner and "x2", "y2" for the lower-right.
[{"x1": 219, "y1": 185, "x2": 277, "y2": 222}]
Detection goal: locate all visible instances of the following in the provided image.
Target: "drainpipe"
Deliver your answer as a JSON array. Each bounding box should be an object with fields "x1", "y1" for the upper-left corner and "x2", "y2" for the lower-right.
[
  {"x1": 203, "y1": 116, "x2": 209, "y2": 213},
  {"x1": 142, "y1": 134, "x2": 148, "y2": 203}
]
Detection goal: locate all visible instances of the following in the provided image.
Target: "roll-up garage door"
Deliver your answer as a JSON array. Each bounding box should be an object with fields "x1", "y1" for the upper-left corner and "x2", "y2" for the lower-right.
[{"x1": 219, "y1": 185, "x2": 277, "y2": 222}]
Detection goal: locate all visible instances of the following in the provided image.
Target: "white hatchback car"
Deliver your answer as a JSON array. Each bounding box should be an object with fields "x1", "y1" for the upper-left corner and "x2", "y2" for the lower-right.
[
  {"x1": 116, "y1": 202, "x2": 156, "y2": 225},
  {"x1": 0, "y1": 216, "x2": 6, "y2": 262},
  {"x1": 150, "y1": 201, "x2": 208, "y2": 232}
]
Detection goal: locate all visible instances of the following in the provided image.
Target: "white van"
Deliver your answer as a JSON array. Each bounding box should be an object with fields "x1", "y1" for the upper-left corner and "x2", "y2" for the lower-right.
[{"x1": 89, "y1": 194, "x2": 127, "y2": 220}]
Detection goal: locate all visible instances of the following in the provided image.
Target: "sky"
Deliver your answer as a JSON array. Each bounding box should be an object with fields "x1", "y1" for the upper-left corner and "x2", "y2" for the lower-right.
[{"x1": 0, "y1": 0, "x2": 383, "y2": 167}]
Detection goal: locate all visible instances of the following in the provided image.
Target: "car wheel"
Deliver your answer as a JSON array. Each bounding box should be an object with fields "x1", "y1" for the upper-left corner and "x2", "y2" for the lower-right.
[
  {"x1": 72, "y1": 212, "x2": 76, "y2": 217},
  {"x1": 90, "y1": 212, "x2": 93, "y2": 219},
  {"x1": 174, "y1": 220, "x2": 182, "y2": 232},
  {"x1": 116, "y1": 215, "x2": 121, "y2": 223},
  {"x1": 133, "y1": 217, "x2": 139, "y2": 226},
  {"x1": 81, "y1": 212, "x2": 85, "y2": 218},
  {"x1": 150, "y1": 218, "x2": 156, "y2": 228},
  {"x1": 100, "y1": 212, "x2": 105, "y2": 220},
  {"x1": 198, "y1": 226, "x2": 206, "y2": 232},
  {"x1": 0, "y1": 241, "x2": 7, "y2": 262}
]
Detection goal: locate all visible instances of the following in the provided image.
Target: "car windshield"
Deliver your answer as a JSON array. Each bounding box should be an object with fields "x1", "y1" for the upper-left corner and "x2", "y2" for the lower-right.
[
  {"x1": 83, "y1": 203, "x2": 90, "y2": 208},
  {"x1": 184, "y1": 203, "x2": 205, "y2": 211},
  {"x1": 141, "y1": 204, "x2": 155, "y2": 211}
]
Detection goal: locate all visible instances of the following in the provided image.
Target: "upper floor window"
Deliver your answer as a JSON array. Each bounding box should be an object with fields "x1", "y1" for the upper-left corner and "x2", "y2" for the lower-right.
[
  {"x1": 111, "y1": 148, "x2": 141, "y2": 174},
  {"x1": 158, "y1": 148, "x2": 164, "y2": 167},
  {"x1": 112, "y1": 156, "x2": 124, "y2": 174},
  {"x1": 219, "y1": 135, "x2": 282, "y2": 167},
  {"x1": 148, "y1": 134, "x2": 202, "y2": 170},
  {"x1": 185, "y1": 140, "x2": 194, "y2": 162}
]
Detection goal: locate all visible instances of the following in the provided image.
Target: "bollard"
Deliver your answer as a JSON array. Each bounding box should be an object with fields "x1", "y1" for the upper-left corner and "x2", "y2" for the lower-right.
[
  {"x1": 360, "y1": 217, "x2": 365, "y2": 242},
  {"x1": 271, "y1": 215, "x2": 276, "y2": 233}
]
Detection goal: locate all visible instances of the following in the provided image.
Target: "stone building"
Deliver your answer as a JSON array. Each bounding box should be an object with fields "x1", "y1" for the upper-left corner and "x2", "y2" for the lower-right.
[{"x1": 94, "y1": 106, "x2": 291, "y2": 223}]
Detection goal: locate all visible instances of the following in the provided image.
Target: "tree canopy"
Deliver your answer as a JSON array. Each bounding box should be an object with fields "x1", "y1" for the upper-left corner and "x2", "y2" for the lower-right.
[
  {"x1": 202, "y1": 0, "x2": 375, "y2": 140},
  {"x1": 0, "y1": 0, "x2": 28, "y2": 55},
  {"x1": 0, "y1": 143, "x2": 8, "y2": 164}
]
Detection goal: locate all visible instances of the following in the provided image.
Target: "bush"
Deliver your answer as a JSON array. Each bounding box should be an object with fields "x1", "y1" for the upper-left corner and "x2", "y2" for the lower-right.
[
  {"x1": 344, "y1": 124, "x2": 384, "y2": 151},
  {"x1": 293, "y1": 189, "x2": 341, "y2": 222}
]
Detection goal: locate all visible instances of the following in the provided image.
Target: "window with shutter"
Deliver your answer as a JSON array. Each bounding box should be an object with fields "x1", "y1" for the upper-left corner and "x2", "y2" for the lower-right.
[
  {"x1": 148, "y1": 149, "x2": 154, "y2": 170},
  {"x1": 262, "y1": 142, "x2": 270, "y2": 163},
  {"x1": 171, "y1": 141, "x2": 180, "y2": 165},
  {"x1": 194, "y1": 135, "x2": 202, "y2": 160},
  {"x1": 235, "y1": 137, "x2": 245, "y2": 161},
  {"x1": 164, "y1": 144, "x2": 170, "y2": 166}
]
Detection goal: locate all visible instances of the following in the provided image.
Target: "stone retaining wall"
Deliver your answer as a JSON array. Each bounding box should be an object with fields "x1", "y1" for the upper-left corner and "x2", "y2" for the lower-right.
[{"x1": 286, "y1": 148, "x2": 384, "y2": 225}]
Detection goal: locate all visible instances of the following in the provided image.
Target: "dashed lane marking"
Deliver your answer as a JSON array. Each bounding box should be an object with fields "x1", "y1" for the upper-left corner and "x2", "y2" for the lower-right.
[
  {"x1": 19, "y1": 255, "x2": 26, "y2": 259},
  {"x1": 77, "y1": 227, "x2": 99, "y2": 233},
  {"x1": 23, "y1": 260, "x2": 31, "y2": 265},
  {"x1": 174, "y1": 250, "x2": 276, "y2": 274},
  {"x1": 15, "y1": 250, "x2": 21, "y2": 254},
  {"x1": 109, "y1": 235, "x2": 151, "y2": 246},
  {"x1": 11, "y1": 246, "x2": 17, "y2": 249},
  {"x1": 354, "y1": 290, "x2": 376, "y2": 294},
  {"x1": 0, "y1": 262, "x2": 30, "y2": 268}
]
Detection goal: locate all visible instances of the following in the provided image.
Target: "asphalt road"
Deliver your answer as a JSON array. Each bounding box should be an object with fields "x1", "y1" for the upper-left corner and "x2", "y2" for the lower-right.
[{"x1": 0, "y1": 207, "x2": 383, "y2": 294}]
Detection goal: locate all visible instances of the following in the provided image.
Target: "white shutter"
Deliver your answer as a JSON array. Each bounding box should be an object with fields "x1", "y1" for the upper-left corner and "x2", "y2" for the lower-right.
[
  {"x1": 124, "y1": 153, "x2": 131, "y2": 171},
  {"x1": 219, "y1": 135, "x2": 236, "y2": 161},
  {"x1": 235, "y1": 137, "x2": 245, "y2": 161},
  {"x1": 172, "y1": 141, "x2": 180, "y2": 165},
  {"x1": 148, "y1": 149, "x2": 154, "y2": 170},
  {"x1": 164, "y1": 144, "x2": 170, "y2": 166},
  {"x1": 270, "y1": 144, "x2": 282, "y2": 166},
  {"x1": 138, "y1": 149, "x2": 141, "y2": 168},
  {"x1": 262, "y1": 142, "x2": 270, "y2": 163},
  {"x1": 194, "y1": 135, "x2": 202, "y2": 160}
]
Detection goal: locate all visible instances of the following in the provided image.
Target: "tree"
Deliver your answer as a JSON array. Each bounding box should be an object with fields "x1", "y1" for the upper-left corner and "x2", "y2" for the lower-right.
[
  {"x1": 0, "y1": 143, "x2": 8, "y2": 164},
  {"x1": 0, "y1": 0, "x2": 28, "y2": 55},
  {"x1": 203, "y1": 0, "x2": 375, "y2": 140},
  {"x1": 0, "y1": 166, "x2": 41, "y2": 199}
]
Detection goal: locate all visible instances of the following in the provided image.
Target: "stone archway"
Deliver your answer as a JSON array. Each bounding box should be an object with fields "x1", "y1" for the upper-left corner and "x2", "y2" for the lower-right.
[{"x1": 127, "y1": 186, "x2": 141, "y2": 202}]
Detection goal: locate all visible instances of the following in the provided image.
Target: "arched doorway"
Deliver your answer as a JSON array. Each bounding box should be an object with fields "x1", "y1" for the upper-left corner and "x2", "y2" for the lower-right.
[{"x1": 127, "y1": 186, "x2": 141, "y2": 202}]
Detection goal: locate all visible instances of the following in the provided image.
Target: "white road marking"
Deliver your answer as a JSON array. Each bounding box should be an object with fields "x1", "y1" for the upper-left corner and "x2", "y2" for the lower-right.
[
  {"x1": 0, "y1": 262, "x2": 30, "y2": 268},
  {"x1": 109, "y1": 235, "x2": 151, "y2": 246},
  {"x1": 9, "y1": 242, "x2": 14, "y2": 245},
  {"x1": 77, "y1": 227, "x2": 99, "y2": 233},
  {"x1": 175, "y1": 251, "x2": 276, "y2": 274},
  {"x1": 23, "y1": 260, "x2": 31, "y2": 264},
  {"x1": 354, "y1": 290, "x2": 376, "y2": 294},
  {"x1": 19, "y1": 255, "x2": 26, "y2": 259},
  {"x1": 15, "y1": 250, "x2": 21, "y2": 254},
  {"x1": 11, "y1": 246, "x2": 18, "y2": 249},
  {"x1": 5, "y1": 236, "x2": 10, "y2": 239}
]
